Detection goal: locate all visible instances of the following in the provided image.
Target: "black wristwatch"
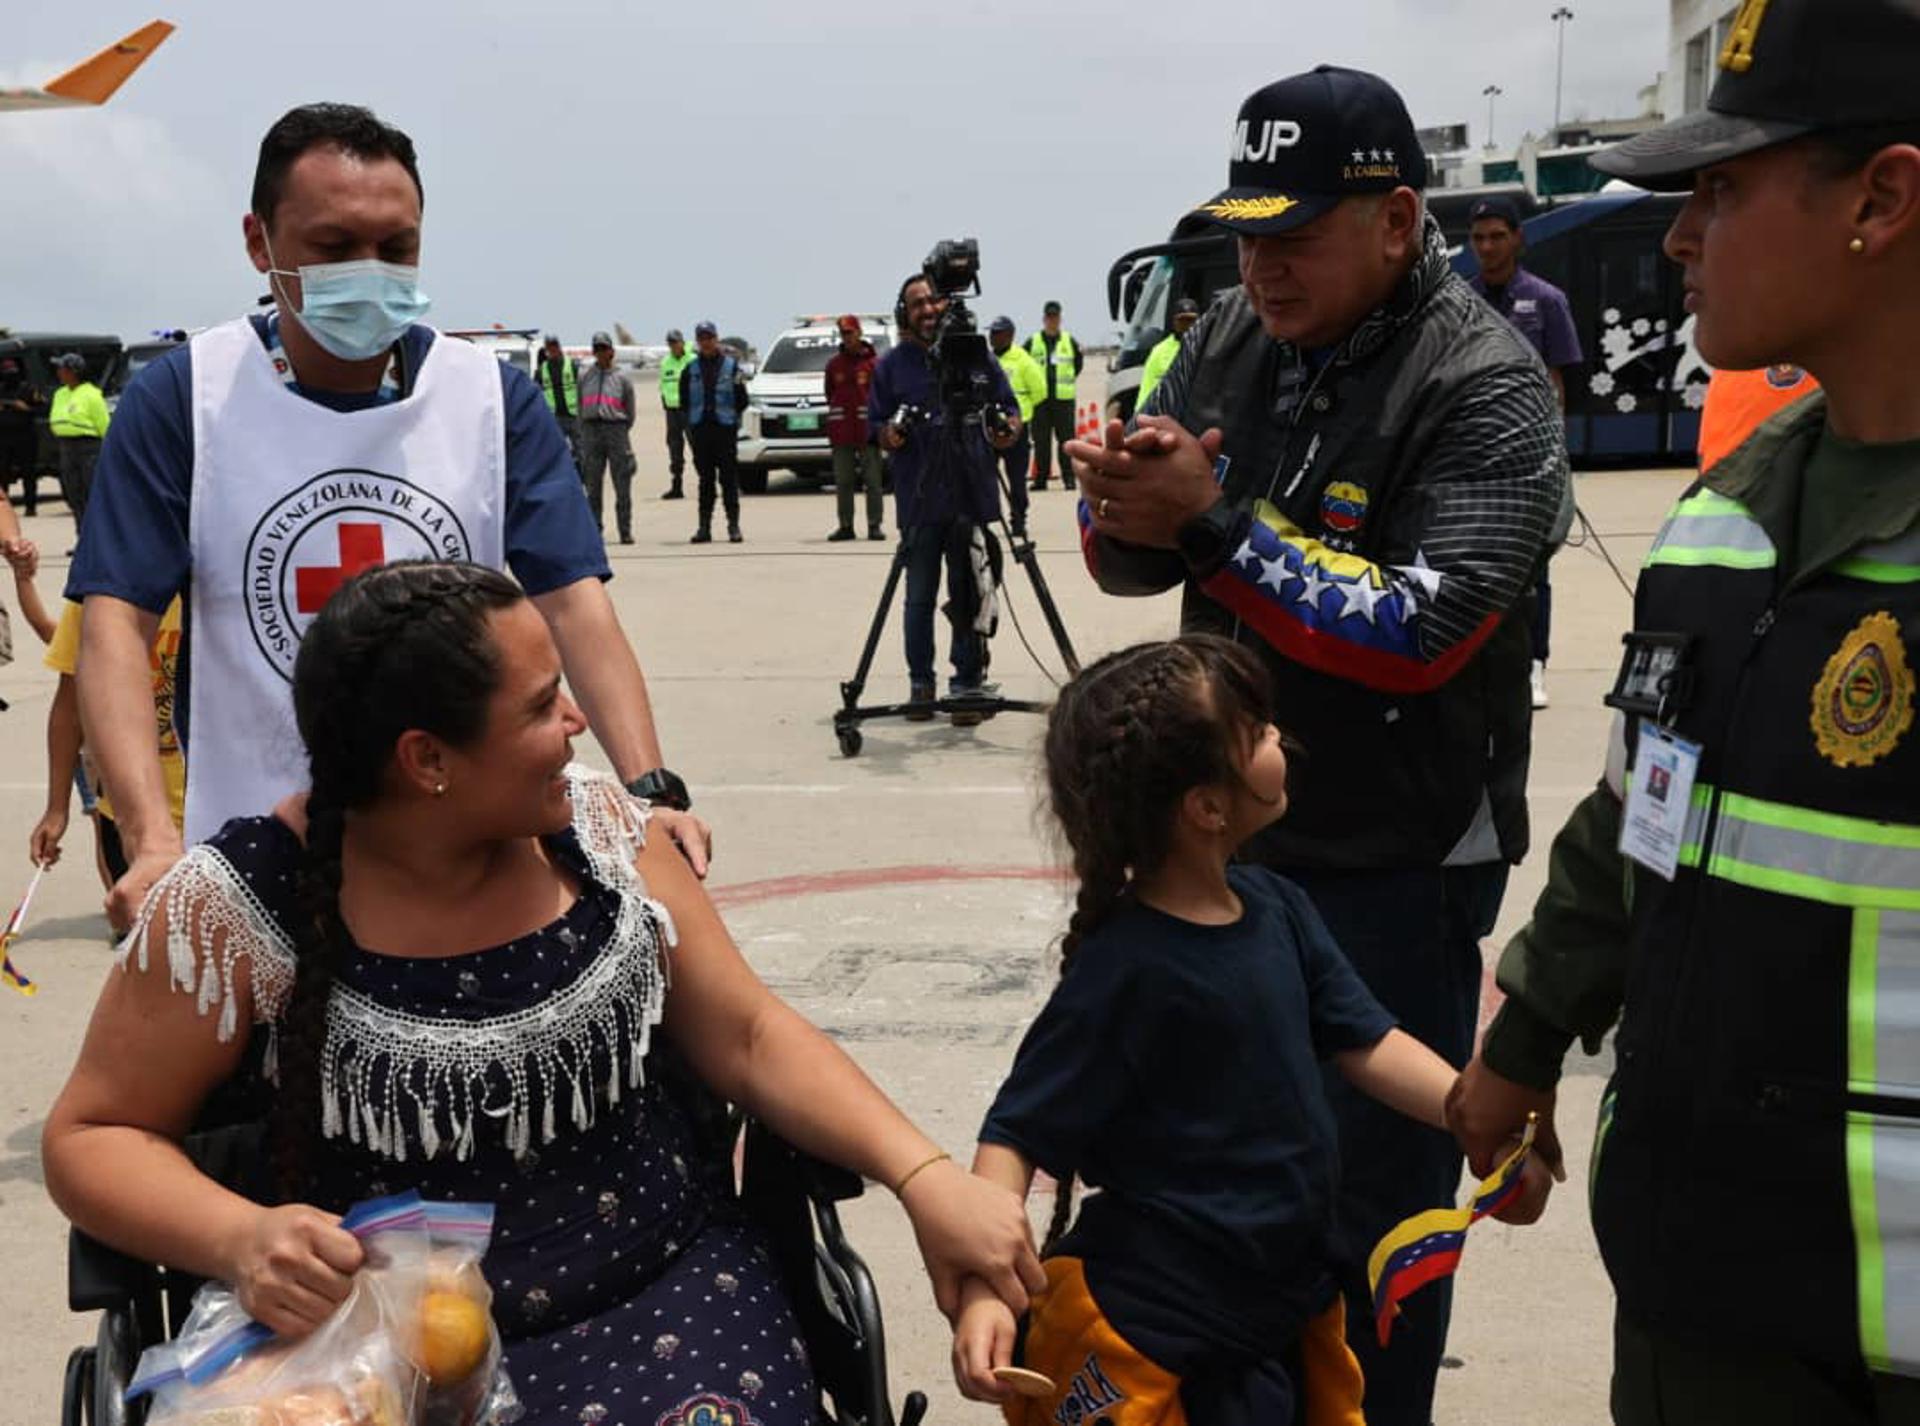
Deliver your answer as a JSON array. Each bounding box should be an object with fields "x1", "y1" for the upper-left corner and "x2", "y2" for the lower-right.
[{"x1": 624, "y1": 768, "x2": 692, "y2": 812}]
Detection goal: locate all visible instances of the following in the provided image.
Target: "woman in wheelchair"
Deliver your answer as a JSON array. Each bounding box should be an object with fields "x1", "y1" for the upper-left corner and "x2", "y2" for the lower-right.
[{"x1": 42, "y1": 560, "x2": 1045, "y2": 1426}]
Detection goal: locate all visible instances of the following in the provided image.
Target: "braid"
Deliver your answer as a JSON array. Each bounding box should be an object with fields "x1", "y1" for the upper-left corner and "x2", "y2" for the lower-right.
[
  {"x1": 269, "y1": 560, "x2": 525, "y2": 1197},
  {"x1": 273, "y1": 791, "x2": 351, "y2": 1200}
]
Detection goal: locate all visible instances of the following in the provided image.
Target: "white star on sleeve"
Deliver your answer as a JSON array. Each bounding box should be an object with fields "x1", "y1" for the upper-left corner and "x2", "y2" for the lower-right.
[
  {"x1": 1352, "y1": 149, "x2": 1367, "y2": 164},
  {"x1": 1294, "y1": 564, "x2": 1334, "y2": 611},
  {"x1": 1384, "y1": 148, "x2": 1396, "y2": 162},
  {"x1": 1257, "y1": 555, "x2": 1292, "y2": 594},
  {"x1": 1234, "y1": 537, "x2": 1259, "y2": 570},
  {"x1": 1370, "y1": 148, "x2": 1383, "y2": 162},
  {"x1": 1338, "y1": 575, "x2": 1385, "y2": 623},
  {"x1": 1393, "y1": 550, "x2": 1445, "y2": 601}
]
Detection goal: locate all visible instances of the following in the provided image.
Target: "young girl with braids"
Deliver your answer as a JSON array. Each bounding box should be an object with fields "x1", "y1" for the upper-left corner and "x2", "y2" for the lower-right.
[
  {"x1": 43, "y1": 561, "x2": 1045, "y2": 1426},
  {"x1": 953, "y1": 635, "x2": 1547, "y2": 1425}
]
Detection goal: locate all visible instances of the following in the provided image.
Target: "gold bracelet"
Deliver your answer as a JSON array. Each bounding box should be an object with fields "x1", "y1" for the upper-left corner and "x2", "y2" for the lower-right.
[{"x1": 892, "y1": 1151, "x2": 952, "y2": 1197}]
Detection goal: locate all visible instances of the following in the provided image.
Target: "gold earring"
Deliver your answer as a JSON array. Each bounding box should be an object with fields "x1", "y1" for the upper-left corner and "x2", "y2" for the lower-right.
[{"x1": 1850, "y1": 236, "x2": 1867, "y2": 254}]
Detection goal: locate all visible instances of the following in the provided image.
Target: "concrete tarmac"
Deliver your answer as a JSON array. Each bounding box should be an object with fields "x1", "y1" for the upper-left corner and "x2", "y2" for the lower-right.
[{"x1": 0, "y1": 369, "x2": 1684, "y2": 1424}]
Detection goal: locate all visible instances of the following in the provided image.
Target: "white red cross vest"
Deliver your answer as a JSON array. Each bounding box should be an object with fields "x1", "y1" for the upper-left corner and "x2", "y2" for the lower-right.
[{"x1": 184, "y1": 317, "x2": 506, "y2": 843}]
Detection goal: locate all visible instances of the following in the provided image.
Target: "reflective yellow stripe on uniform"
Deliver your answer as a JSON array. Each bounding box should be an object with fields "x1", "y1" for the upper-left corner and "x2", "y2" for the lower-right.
[
  {"x1": 1644, "y1": 489, "x2": 1778, "y2": 571},
  {"x1": 1847, "y1": 908, "x2": 1920, "y2": 1372},
  {"x1": 1706, "y1": 793, "x2": 1920, "y2": 910}
]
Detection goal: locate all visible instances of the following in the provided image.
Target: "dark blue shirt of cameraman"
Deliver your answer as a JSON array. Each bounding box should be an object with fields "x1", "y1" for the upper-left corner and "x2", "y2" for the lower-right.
[{"x1": 867, "y1": 339, "x2": 1017, "y2": 528}]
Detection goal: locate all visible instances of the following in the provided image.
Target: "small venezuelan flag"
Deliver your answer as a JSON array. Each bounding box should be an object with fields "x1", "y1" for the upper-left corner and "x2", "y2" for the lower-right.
[
  {"x1": 2, "y1": 865, "x2": 47, "y2": 998},
  {"x1": 1367, "y1": 1115, "x2": 1536, "y2": 1346}
]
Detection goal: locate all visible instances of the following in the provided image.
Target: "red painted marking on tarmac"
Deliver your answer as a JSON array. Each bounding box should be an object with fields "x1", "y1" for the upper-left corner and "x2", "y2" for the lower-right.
[{"x1": 709, "y1": 864, "x2": 1069, "y2": 910}]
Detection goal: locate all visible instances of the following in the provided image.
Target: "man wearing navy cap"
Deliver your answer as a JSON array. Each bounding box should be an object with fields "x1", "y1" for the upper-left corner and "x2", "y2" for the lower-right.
[
  {"x1": 1068, "y1": 65, "x2": 1569, "y2": 1422},
  {"x1": 1468, "y1": 195, "x2": 1582, "y2": 710}
]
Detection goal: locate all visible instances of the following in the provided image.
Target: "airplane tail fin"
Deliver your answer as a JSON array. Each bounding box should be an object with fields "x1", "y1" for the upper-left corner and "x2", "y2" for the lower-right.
[
  {"x1": 44, "y1": 20, "x2": 175, "y2": 106},
  {"x1": 614, "y1": 322, "x2": 637, "y2": 346}
]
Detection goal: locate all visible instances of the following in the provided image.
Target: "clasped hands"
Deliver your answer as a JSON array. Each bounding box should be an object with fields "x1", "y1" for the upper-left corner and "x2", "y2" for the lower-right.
[{"x1": 1066, "y1": 414, "x2": 1227, "y2": 549}]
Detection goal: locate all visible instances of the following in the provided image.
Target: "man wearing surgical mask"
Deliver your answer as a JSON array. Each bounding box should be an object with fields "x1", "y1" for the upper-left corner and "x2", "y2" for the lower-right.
[{"x1": 67, "y1": 103, "x2": 711, "y2": 931}]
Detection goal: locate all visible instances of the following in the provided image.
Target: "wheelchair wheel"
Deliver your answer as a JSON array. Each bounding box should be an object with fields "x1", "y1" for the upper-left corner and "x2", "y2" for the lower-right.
[
  {"x1": 91, "y1": 1312, "x2": 138, "y2": 1426},
  {"x1": 61, "y1": 1347, "x2": 94, "y2": 1426}
]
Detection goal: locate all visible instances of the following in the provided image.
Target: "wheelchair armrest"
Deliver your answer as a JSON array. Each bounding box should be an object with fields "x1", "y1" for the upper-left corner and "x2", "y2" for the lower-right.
[{"x1": 68, "y1": 1229, "x2": 157, "y2": 1314}]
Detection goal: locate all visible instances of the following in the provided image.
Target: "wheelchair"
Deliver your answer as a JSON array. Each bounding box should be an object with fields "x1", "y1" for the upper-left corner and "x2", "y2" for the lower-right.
[{"x1": 61, "y1": 1112, "x2": 932, "y2": 1425}]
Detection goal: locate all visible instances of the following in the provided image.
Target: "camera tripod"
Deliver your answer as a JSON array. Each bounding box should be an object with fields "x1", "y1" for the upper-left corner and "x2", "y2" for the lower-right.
[{"x1": 832, "y1": 463, "x2": 1079, "y2": 757}]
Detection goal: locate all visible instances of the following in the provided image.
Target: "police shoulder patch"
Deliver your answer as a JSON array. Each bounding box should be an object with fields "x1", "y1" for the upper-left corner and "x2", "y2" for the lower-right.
[{"x1": 1811, "y1": 610, "x2": 1915, "y2": 768}]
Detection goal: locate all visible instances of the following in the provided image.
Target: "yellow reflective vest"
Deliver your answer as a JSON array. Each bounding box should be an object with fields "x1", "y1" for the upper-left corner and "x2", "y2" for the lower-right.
[
  {"x1": 997, "y1": 345, "x2": 1048, "y2": 422},
  {"x1": 658, "y1": 350, "x2": 695, "y2": 410},
  {"x1": 1027, "y1": 330, "x2": 1078, "y2": 400},
  {"x1": 49, "y1": 382, "x2": 109, "y2": 439},
  {"x1": 1138, "y1": 332, "x2": 1183, "y2": 411}
]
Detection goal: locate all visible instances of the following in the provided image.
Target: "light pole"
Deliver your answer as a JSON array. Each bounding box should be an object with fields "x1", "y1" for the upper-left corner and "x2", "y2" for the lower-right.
[
  {"x1": 1552, "y1": 7, "x2": 1575, "y2": 139},
  {"x1": 1483, "y1": 84, "x2": 1504, "y2": 149}
]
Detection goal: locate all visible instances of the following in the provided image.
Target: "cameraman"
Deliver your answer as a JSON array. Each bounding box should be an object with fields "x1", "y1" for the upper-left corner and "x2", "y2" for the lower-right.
[{"x1": 871, "y1": 272, "x2": 1022, "y2": 725}]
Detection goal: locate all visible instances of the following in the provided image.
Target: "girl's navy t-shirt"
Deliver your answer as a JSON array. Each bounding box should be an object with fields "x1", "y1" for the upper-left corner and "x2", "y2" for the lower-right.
[{"x1": 981, "y1": 865, "x2": 1394, "y2": 1356}]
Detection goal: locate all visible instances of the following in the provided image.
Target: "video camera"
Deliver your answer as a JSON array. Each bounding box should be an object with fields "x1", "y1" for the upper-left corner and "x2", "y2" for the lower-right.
[{"x1": 916, "y1": 238, "x2": 1007, "y2": 431}]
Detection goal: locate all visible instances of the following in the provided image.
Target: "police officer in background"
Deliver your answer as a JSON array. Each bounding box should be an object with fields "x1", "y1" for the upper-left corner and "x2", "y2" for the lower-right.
[
  {"x1": 989, "y1": 315, "x2": 1043, "y2": 539},
  {"x1": 1450, "y1": 3, "x2": 1920, "y2": 1421},
  {"x1": 49, "y1": 353, "x2": 110, "y2": 529},
  {"x1": 1071, "y1": 66, "x2": 1567, "y2": 1424},
  {"x1": 681, "y1": 320, "x2": 749, "y2": 544},
  {"x1": 533, "y1": 333, "x2": 581, "y2": 469},
  {"x1": 1137, "y1": 296, "x2": 1200, "y2": 411},
  {"x1": 658, "y1": 327, "x2": 694, "y2": 500},
  {"x1": 1026, "y1": 299, "x2": 1081, "y2": 491},
  {"x1": 577, "y1": 331, "x2": 639, "y2": 544}
]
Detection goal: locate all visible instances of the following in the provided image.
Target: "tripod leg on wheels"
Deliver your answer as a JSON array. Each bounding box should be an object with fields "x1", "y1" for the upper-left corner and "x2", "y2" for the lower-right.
[{"x1": 835, "y1": 540, "x2": 911, "y2": 756}]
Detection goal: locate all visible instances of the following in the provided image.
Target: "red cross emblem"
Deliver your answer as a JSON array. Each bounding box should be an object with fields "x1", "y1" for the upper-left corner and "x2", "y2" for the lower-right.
[{"x1": 295, "y1": 522, "x2": 387, "y2": 613}]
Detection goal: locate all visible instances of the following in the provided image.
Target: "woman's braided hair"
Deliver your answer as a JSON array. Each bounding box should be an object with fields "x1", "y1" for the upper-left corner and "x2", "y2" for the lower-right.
[
  {"x1": 1035, "y1": 633, "x2": 1276, "y2": 1253},
  {"x1": 272, "y1": 560, "x2": 524, "y2": 1199}
]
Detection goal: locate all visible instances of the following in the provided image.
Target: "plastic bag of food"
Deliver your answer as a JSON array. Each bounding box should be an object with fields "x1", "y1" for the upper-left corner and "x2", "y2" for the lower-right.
[{"x1": 127, "y1": 1193, "x2": 519, "y2": 1426}]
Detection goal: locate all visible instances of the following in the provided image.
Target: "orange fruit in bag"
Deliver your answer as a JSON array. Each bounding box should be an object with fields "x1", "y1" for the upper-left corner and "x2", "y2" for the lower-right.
[{"x1": 415, "y1": 1290, "x2": 490, "y2": 1385}]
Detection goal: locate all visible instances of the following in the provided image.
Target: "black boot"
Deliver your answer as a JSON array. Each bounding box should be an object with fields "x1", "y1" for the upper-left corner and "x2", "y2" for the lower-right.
[{"x1": 690, "y1": 527, "x2": 712, "y2": 544}]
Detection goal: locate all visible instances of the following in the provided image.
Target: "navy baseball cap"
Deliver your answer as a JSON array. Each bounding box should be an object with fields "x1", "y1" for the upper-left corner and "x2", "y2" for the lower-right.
[
  {"x1": 1593, "y1": 0, "x2": 1920, "y2": 191},
  {"x1": 989, "y1": 315, "x2": 1015, "y2": 334},
  {"x1": 694, "y1": 320, "x2": 718, "y2": 338},
  {"x1": 1042, "y1": 300, "x2": 1062, "y2": 316},
  {"x1": 56, "y1": 352, "x2": 84, "y2": 372},
  {"x1": 666, "y1": 328, "x2": 684, "y2": 342},
  {"x1": 1195, "y1": 65, "x2": 1425, "y2": 235},
  {"x1": 1171, "y1": 297, "x2": 1201, "y2": 318},
  {"x1": 590, "y1": 330, "x2": 613, "y2": 348},
  {"x1": 1469, "y1": 197, "x2": 1523, "y2": 228},
  {"x1": 541, "y1": 332, "x2": 561, "y2": 345}
]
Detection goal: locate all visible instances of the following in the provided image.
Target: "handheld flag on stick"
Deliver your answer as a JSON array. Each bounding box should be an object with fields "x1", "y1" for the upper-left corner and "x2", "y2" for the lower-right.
[
  {"x1": 2, "y1": 864, "x2": 47, "y2": 998},
  {"x1": 1367, "y1": 1114, "x2": 1537, "y2": 1346}
]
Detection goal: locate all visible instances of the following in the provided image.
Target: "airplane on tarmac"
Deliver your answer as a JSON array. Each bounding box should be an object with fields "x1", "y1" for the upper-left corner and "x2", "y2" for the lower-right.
[{"x1": 0, "y1": 20, "x2": 174, "y2": 114}]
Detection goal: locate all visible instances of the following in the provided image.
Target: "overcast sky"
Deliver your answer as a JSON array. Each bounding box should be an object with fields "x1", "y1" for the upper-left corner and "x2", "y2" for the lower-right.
[{"x1": 2, "y1": 0, "x2": 1668, "y2": 352}]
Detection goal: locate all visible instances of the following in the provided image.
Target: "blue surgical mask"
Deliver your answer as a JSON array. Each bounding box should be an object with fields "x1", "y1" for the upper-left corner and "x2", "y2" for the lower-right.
[{"x1": 266, "y1": 239, "x2": 431, "y2": 362}]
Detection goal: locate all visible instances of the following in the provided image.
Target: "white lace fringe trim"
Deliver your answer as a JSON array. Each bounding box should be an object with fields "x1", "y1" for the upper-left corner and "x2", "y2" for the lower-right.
[{"x1": 121, "y1": 766, "x2": 676, "y2": 1164}]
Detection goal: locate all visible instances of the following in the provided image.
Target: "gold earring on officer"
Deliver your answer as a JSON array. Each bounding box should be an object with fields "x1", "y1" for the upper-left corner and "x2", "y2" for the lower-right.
[{"x1": 1850, "y1": 236, "x2": 1867, "y2": 254}]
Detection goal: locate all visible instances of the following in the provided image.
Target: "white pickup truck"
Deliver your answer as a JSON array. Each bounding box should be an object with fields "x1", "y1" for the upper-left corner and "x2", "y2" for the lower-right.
[{"x1": 736, "y1": 314, "x2": 894, "y2": 494}]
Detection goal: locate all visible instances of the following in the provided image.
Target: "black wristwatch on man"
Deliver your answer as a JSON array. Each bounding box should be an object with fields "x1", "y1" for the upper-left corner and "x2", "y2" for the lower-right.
[{"x1": 624, "y1": 768, "x2": 692, "y2": 812}]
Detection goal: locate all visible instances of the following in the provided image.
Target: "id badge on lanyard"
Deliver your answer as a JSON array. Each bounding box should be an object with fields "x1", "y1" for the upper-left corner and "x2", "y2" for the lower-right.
[
  {"x1": 262, "y1": 313, "x2": 406, "y2": 400},
  {"x1": 1605, "y1": 631, "x2": 1702, "y2": 881}
]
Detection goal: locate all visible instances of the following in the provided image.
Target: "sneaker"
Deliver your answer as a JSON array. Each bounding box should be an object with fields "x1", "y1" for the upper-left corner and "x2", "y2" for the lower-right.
[
  {"x1": 948, "y1": 680, "x2": 1000, "y2": 727},
  {"x1": 662, "y1": 486, "x2": 684, "y2": 500},
  {"x1": 905, "y1": 682, "x2": 936, "y2": 721},
  {"x1": 690, "y1": 529, "x2": 712, "y2": 545},
  {"x1": 1530, "y1": 659, "x2": 1550, "y2": 710},
  {"x1": 828, "y1": 527, "x2": 856, "y2": 542},
  {"x1": 728, "y1": 526, "x2": 744, "y2": 544},
  {"x1": 868, "y1": 526, "x2": 886, "y2": 541}
]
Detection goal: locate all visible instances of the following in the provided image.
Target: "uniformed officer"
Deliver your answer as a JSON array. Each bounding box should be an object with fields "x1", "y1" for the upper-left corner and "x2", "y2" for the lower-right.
[
  {"x1": 1026, "y1": 300, "x2": 1081, "y2": 491},
  {"x1": 1137, "y1": 296, "x2": 1200, "y2": 412},
  {"x1": 1449, "y1": 3, "x2": 1920, "y2": 1421}
]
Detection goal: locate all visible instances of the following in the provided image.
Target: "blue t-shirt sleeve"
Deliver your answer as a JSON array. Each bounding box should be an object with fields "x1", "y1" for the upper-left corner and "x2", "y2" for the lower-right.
[
  {"x1": 1253, "y1": 870, "x2": 1396, "y2": 1057},
  {"x1": 65, "y1": 347, "x2": 194, "y2": 612},
  {"x1": 1540, "y1": 288, "x2": 1583, "y2": 370},
  {"x1": 980, "y1": 943, "x2": 1152, "y2": 1180},
  {"x1": 499, "y1": 362, "x2": 610, "y2": 595}
]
